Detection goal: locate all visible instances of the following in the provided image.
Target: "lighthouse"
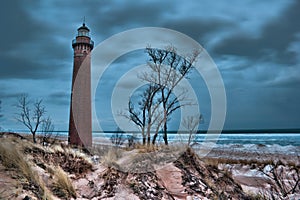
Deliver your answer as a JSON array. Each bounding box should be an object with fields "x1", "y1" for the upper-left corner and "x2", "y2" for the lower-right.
[{"x1": 69, "y1": 22, "x2": 94, "y2": 147}]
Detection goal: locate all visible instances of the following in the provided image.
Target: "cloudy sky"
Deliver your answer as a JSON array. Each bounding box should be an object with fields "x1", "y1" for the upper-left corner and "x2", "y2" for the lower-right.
[{"x1": 0, "y1": 0, "x2": 299, "y2": 132}]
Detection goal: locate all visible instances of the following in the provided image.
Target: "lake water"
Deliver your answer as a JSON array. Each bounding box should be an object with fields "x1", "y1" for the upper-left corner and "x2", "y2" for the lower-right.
[
  {"x1": 200, "y1": 133, "x2": 300, "y2": 146},
  {"x1": 92, "y1": 132, "x2": 300, "y2": 146}
]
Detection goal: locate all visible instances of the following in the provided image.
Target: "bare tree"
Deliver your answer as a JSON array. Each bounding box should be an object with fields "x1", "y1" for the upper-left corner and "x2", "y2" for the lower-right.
[
  {"x1": 150, "y1": 102, "x2": 165, "y2": 145},
  {"x1": 139, "y1": 45, "x2": 201, "y2": 145},
  {"x1": 40, "y1": 116, "x2": 57, "y2": 146},
  {"x1": 128, "y1": 97, "x2": 146, "y2": 145},
  {"x1": 182, "y1": 114, "x2": 203, "y2": 146},
  {"x1": 127, "y1": 84, "x2": 163, "y2": 145},
  {"x1": 16, "y1": 95, "x2": 46, "y2": 143}
]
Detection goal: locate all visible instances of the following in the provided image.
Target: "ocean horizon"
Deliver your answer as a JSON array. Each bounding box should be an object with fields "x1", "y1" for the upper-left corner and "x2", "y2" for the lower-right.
[{"x1": 4, "y1": 129, "x2": 300, "y2": 146}]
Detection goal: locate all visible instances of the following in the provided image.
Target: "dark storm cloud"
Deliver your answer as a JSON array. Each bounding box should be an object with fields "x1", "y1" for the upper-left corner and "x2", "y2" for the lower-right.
[
  {"x1": 0, "y1": 0, "x2": 299, "y2": 130},
  {"x1": 84, "y1": 1, "x2": 179, "y2": 43},
  {"x1": 0, "y1": 1, "x2": 45, "y2": 79},
  {"x1": 0, "y1": 1, "x2": 72, "y2": 80},
  {"x1": 0, "y1": 53, "x2": 68, "y2": 80},
  {"x1": 98, "y1": 1, "x2": 174, "y2": 26},
  {"x1": 163, "y1": 18, "x2": 235, "y2": 46},
  {"x1": 0, "y1": 1, "x2": 38, "y2": 49},
  {"x1": 0, "y1": 91, "x2": 24, "y2": 100},
  {"x1": 213, "y1": 0, "x2": 300, "y2": 65},
  {"x1": 270, "y1": 75, "x2": 300, "y2": 88},
  {"x1": 1, "y1": 0, "x2": 171, "y2": 80},
  {"x1": 46, "y1": 91, "x2": 70, "y2": 106}
]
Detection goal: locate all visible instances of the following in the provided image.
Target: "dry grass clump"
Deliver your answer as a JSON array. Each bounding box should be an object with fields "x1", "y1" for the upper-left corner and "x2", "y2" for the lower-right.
[
  {"x1": 50, "y1": 166, "x2": 76, "y2": 199},
  {"x1": 23, "y1": 143, "x2": 93, "y2": 176},
  {"x1": 0, "y1": 141, "x2": 25, "y2": 169},
  {"x1": 0, "y1": 140, "x2": 52, "y2": 200},
  {"x1": 101, "y1": 147, "x2": 123, "y2": 168},
  {"x1": 0, "y1": 134, "x2": 92, "y2": 199}
]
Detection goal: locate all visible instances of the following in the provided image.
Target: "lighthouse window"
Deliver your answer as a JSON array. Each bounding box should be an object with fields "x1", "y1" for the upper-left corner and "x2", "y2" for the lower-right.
[{"x1": 78, "y1": 30, "x2": 89, "y2": 37}]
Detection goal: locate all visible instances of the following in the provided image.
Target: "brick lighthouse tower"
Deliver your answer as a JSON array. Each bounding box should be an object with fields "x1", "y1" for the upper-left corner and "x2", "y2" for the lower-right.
[{"x1": 69, "y1": 22, "x2": 94, "y2": 147}]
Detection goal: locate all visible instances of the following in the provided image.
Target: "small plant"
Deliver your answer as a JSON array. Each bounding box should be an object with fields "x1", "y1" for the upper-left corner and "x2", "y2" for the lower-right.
[
  {"x1": 39, "y1": 117, "x2": 58, "y2": 147},
  {"x1": 182, "y1": 114, "x2": 203, "y2": 146},
  {"x1": 127, "y1": 135, "x2": 137, "y2": 148},
  {"x1": 110, "y1": 127, "x2": 126, "y2": 147},
  {"x1": 51, "y1": 166, "x2": 76, "y2": 199}
]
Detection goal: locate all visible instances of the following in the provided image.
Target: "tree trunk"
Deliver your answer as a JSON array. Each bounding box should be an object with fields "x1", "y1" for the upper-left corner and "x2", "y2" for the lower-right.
[
  {"x1": 147, "y1": 124, "x2": 151, "y2": 146},
  {"x1": 147, "y1": 135, "x2": 151, "y2": 146},
  {"x1": 163, "y1": 123, "x2": 168, "y2": 145},
  {"x1": 32, "y1": 132, "x2": 37, "y2": 143},
  {"x1": 162, "y1": 100, "x2": 168, "y2": 145},
  {"x1": 188, "y1": 130, "x2": 192, "y2": 146},
  {"x1": 142, "y1": 137, "x2": 146, "y2": 145},
  {"x1": 152, "y1": 132, "x2": 158, "y2": 145},
  {"x1": 141, "y1": 128, "x2": 146, "y2": 145}
]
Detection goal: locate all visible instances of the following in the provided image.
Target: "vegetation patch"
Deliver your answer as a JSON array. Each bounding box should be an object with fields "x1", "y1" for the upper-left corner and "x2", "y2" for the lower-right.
[
  {"x1": 23, "y1": 145, "x2": 93, "y2": 176},
  {"x1": 50, "y1": 166, "x2": 76, "y2": 199},
  {"x1": 174, "y1": 148, "x2": 252, "y2": 199},
  {"x1": 100, "y1": 167, "x2": 125, "y2": 198},
  {"x1": 128, "y1": 172, "x2": 164, "y2": 200},
  {"x1": 0, "y1": 140, "x2": 52, "y2": 199}
]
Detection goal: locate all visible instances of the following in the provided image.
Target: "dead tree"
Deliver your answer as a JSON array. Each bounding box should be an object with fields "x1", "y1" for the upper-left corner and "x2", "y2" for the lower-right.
[
  {"x1": 128, "y1": 97, "x2": 146, "y2": 145},
  {"x1": 128, "y1": 84, "x2": 163, "y2": 145},
  {"x1": 140, "y1": 45, "x2": 201, "y2": 145},
  {"x1": 16, "y1": 95, "x2": 46, "y2": 143},
  {"x1": 182, "y1": 114, "x2": 203, "y2": 146},
  {"x1": 40, "y1": 116, "x2": 57, "y2": 146}
]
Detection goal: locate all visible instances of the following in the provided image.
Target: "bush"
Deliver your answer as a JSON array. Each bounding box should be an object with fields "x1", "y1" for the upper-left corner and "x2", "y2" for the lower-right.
[{"x1": 110, "y1": 128, "x2": 126, "y2": 147}]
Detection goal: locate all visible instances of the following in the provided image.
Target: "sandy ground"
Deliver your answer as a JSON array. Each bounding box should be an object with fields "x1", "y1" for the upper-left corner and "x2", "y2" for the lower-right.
[{"x1": 1, "y1": 133, "x2": 299, "y2": 199}]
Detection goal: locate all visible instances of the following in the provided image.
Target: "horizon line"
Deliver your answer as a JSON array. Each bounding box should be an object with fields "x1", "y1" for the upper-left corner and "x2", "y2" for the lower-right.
[{"x1": 3, "y1": 128, "x2": 300, "y2": 134}]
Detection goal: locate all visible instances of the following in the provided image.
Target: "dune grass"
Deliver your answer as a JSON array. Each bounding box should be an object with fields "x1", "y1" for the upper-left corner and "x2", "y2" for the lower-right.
[
  {"x1": 0, "y1": 140, "x2": 53, "y2": 200},
  {"x1": 50, "y1": 166, "x2": 76, "y2": 199}
]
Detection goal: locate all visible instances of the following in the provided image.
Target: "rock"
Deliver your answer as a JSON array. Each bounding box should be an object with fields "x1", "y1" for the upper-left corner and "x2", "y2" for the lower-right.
[
  {"x1": 91, "y1": 155, "x2": 99, "y2": 164},
  {"x1": 23, "y1": 196, "x2": 32, "y2": 200},
  {"x1": 156, "y1": 163, "x2": 187, "y2": 199}
]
